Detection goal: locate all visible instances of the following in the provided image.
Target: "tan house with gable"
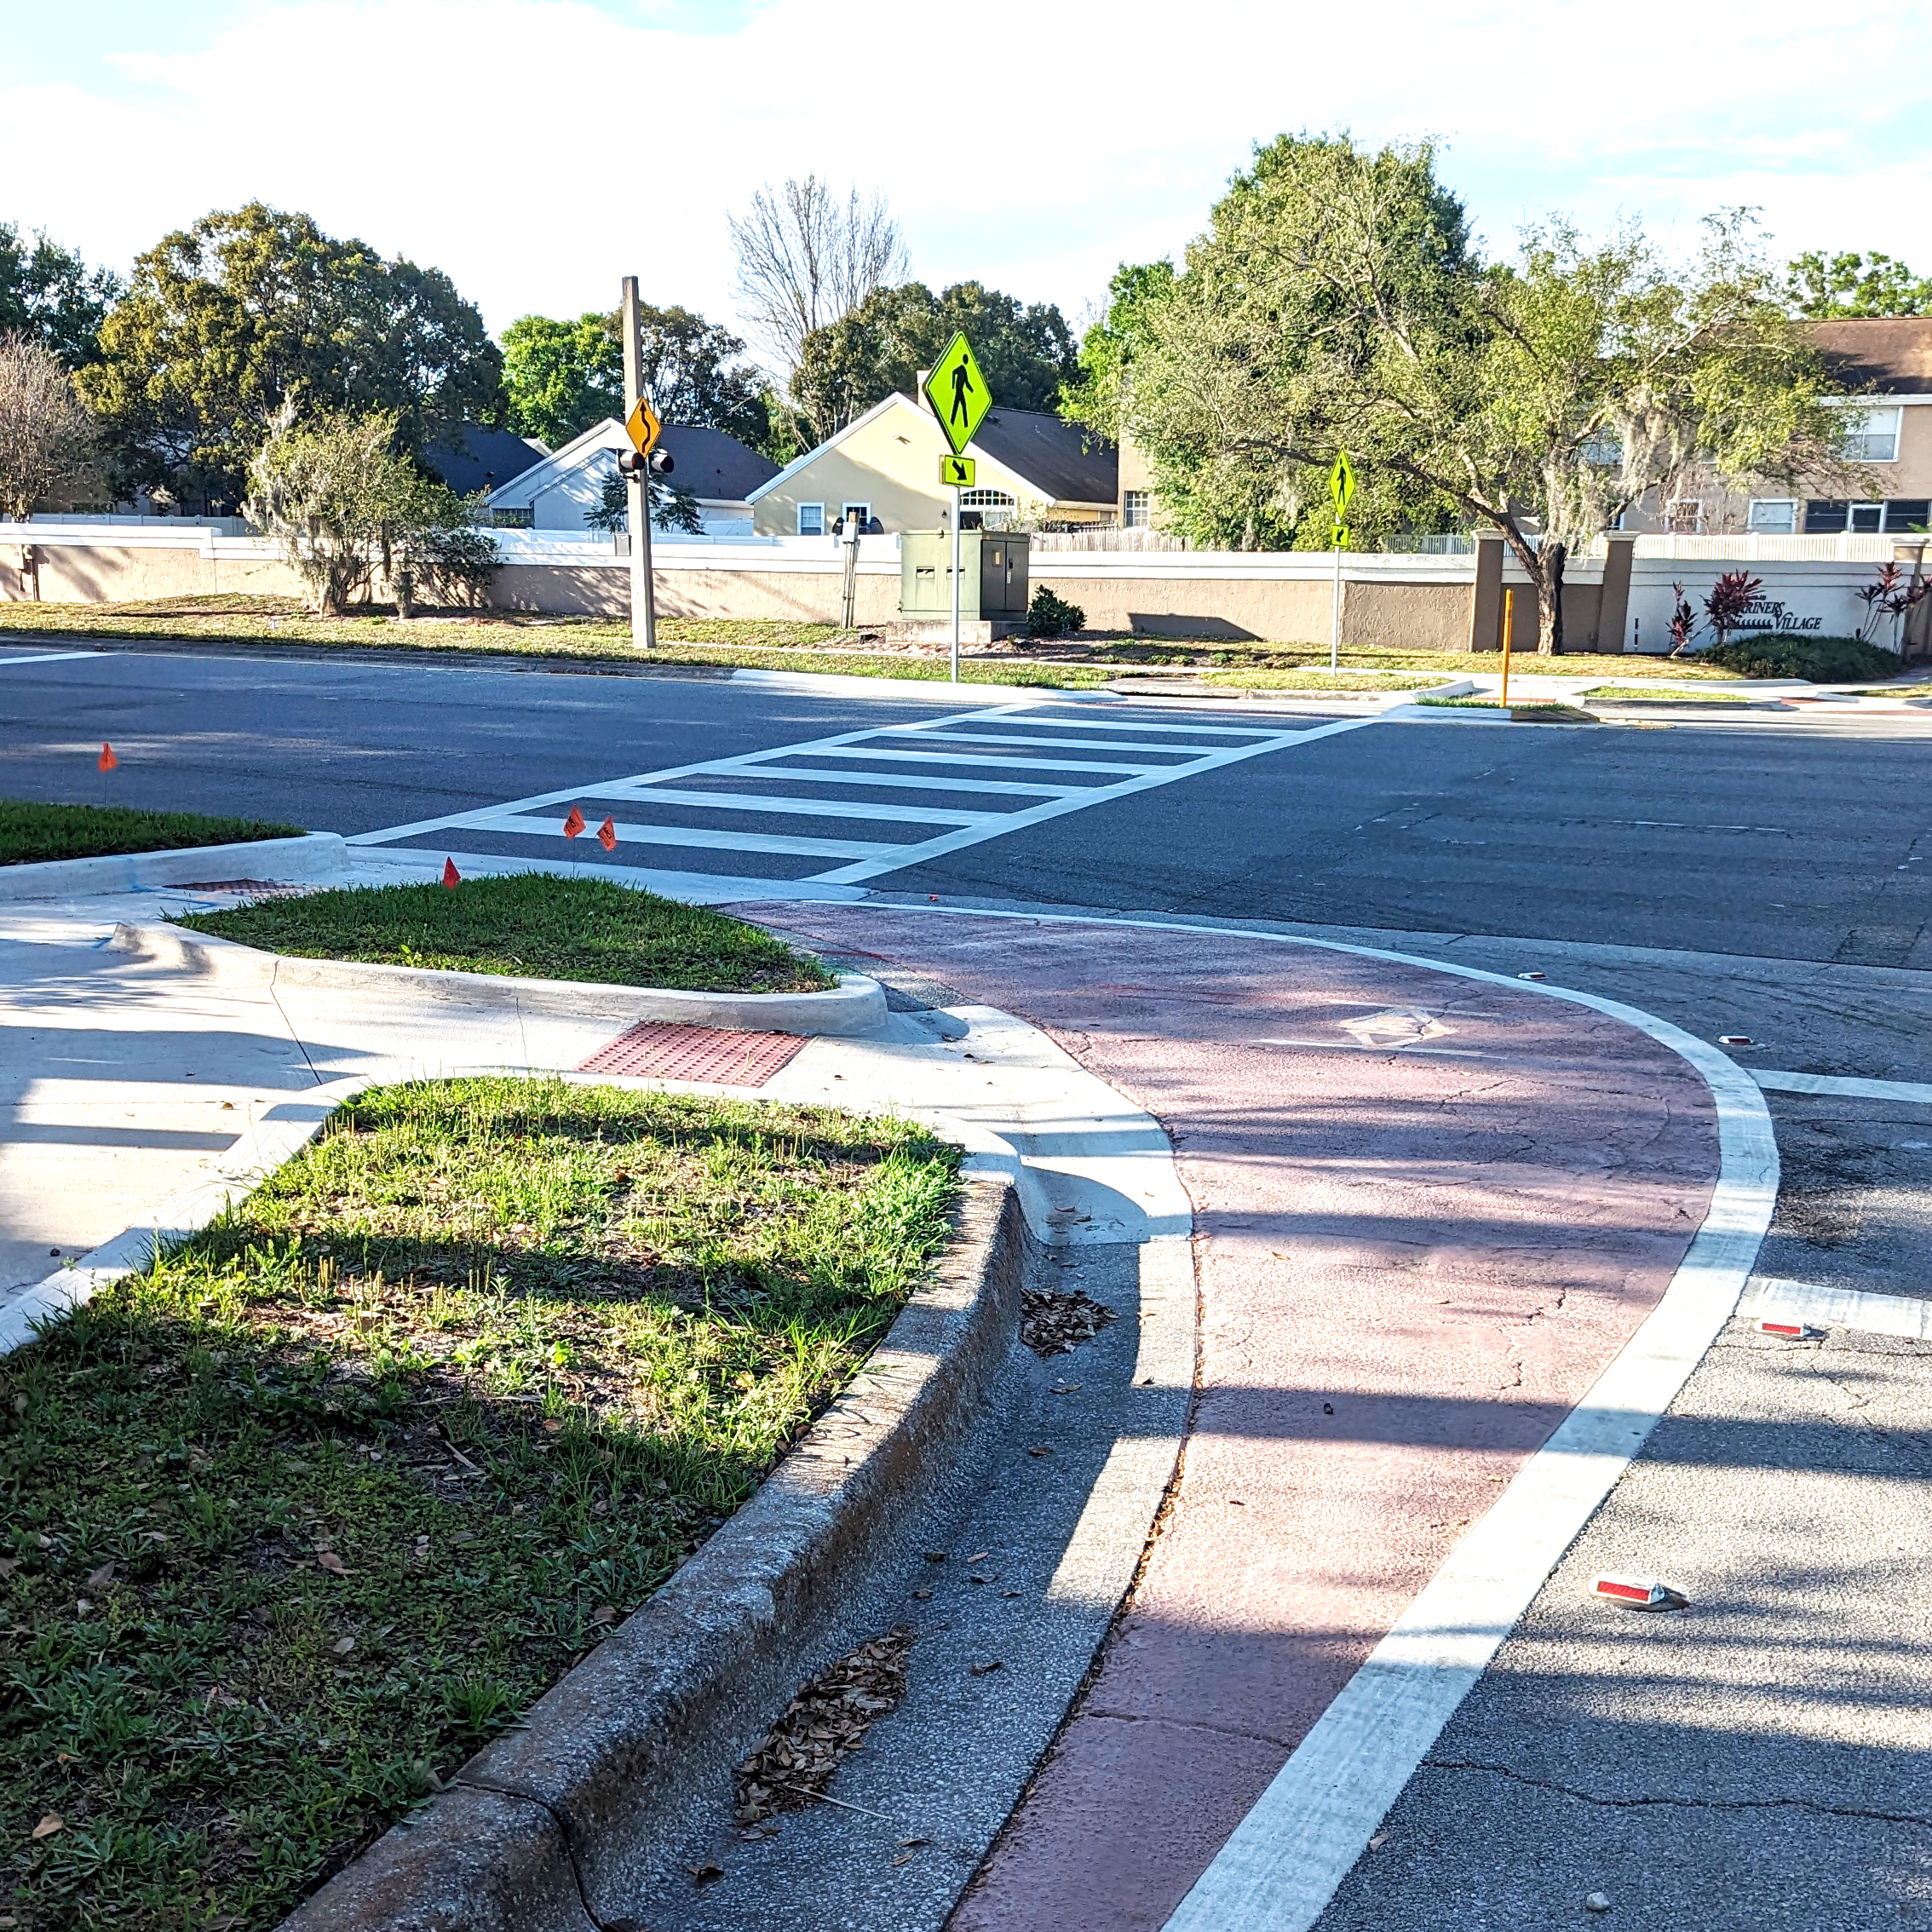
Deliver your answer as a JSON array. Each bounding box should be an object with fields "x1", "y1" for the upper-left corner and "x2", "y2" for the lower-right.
[{"x1": 749, "y1": 391, "x2": 1118, "y2": 537}]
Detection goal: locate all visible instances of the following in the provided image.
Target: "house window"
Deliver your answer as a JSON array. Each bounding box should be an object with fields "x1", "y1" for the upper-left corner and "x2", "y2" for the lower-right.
[
  {"x1": 1805, "y1": 500, "x2": 1848, "y2": 533},
  {"x1": 796, "y1": 503, "x2": 825, "y2": 537},
  {"x1": 1745, "y1": 498, "x2": 1797, "y2": 535},
  {"x1": 1665, "y1": 498, "x2": 1703, "y2": 534},
  {"x1": 838, "y1": 502, "x2": 871, "y2": 532},
  {"x1": 1885, "y1": 498, "x2": 1930, "y2": 532},
  {"x1": 961, "y1": 488, "x2": 1016, "y2": 509},
  {"x1": 1850, "y1": 503, "x2": 1885, "y2": 533},
  {"x1": 1845, "y1": 405, "x2": 1902, "y2": 463},
  {"x1": 1123, "y1": 490, "x2": 1153, "y2": 528}
]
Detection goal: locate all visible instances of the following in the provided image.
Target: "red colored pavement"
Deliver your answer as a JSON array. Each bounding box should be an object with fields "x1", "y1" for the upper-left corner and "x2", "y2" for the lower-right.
[{"x1": 742, "y1": 906, "x2": 1721, "y2": 1931}]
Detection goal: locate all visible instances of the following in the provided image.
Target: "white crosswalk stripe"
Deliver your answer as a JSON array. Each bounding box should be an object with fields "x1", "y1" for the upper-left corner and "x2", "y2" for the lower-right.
[{"x1": 348, "y1": 700, "x2": 1376, "y2": 890}]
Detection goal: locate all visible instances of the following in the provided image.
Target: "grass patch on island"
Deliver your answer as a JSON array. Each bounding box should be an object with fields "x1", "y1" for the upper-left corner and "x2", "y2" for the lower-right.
[
  {"x1": 1, "y1": 797, "x2": 302, "y2": 867},
  {"x1": 0, "y1": 1076, "x2": 962, "y2": 1932},
  {"x1": 1581, "y1": 684, "x2": 1749, "y2": 704},
  {"x1": 175, "y1": 873, "x2": 834, "y2": 994}
]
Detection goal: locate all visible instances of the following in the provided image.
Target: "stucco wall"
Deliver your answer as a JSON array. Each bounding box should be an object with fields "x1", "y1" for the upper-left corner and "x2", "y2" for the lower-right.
[{"x1": 2, "y1": 540, "x2": 307, "y2": 603}]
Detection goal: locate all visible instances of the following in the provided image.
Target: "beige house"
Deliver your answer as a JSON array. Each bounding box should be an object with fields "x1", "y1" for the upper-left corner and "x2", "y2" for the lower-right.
[{"x1": 749, "y1": 392, "x2": 1117, "y2": 537}]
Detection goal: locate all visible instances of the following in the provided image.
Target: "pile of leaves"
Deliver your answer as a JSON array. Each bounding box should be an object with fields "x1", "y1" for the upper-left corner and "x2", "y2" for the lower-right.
[
  {"x1": 1020, "y1": 1285, "x2": 1116, "y2": 1356},
  {"x1": 733, "y1": 1629, "x2": 914, "y2": 1824}
]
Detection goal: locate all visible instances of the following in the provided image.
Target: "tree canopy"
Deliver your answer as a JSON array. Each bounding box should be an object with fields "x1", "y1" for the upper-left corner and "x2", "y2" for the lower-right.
[
  {"x1": 502, "y1": 302, "x2": 768, "y2": 451},
  {"x1": 1785, "y1": 250, "x2": 1932, "y2": 318},
  {"x1": 790, "y1": 280, "x2": 1080, "y2": 445},
  {"x1": 77, "y1": 204, "x2": 503, "y2": 512},
  {"x1": 0, "y1": 226, "x2": 121, "y2": 370},
  {"x1": 1128, "y1": 134, "x2": 1847, "y2": 645}
]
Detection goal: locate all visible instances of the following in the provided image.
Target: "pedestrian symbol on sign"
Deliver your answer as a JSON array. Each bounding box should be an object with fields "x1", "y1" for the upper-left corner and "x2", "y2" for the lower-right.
[{"x1": 923, "y1": 332, "x2": 992, "y2": 455}]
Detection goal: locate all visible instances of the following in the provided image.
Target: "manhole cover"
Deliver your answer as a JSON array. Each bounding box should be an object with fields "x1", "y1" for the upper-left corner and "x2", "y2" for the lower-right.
[{"x1": 577, "y1": 1022, "x2": 806, "y2": 1086}]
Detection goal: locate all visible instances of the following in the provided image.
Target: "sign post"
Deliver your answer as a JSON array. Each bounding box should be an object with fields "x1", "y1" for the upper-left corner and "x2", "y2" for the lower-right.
[
  {"x1": 924, "y1": 334, "x2": 992, "y2": 684},
  {"x1": 1328, "y1": 452, "x2": 1355, "y2": 672},
  {"x1": 619, "y1": 276, "x2": 660, "y2": 653}
]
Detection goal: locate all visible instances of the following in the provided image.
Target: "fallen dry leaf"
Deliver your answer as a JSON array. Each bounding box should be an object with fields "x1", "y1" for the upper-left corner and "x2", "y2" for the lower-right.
[
  {"x1": 1027, "y1": 1444, "x2": 1054, "y2": 1458},
  {"x1": 332, "y1": 1636, "x2": 355, "y2": 1656},
  {"x1": 687, "y1": 1861, "x2": 724, "y2": 1885},
  {"x1": 85, "y1": 1562, "x2": 115, "y2": 1589},
  {"x1": 31, "y1": 1815, "x2": 62, "y2": 1841},
  {"x1": 969, "y1": 1659, "x2": 1003, "y2": 1677},
  {"x1": 315, "y1": 1552, "x2": 348, "y2": 1576},
  {"x1": 1021, "y1": 1286, "x2": 1115, "y2": 1357},
  {"x1": 966, "y1": 1550, "x2": 989, "y2": 1563},
  {"x1": 734, "y1": 1629, "x2": 913, "y2": 1826},
  {"x1": 590, "y1": 1604, "x2": 618, "y2": 1624}
]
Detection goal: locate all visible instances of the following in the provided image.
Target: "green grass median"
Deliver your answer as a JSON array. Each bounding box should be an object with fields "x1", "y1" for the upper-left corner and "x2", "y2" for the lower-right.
[
  {"x1": 2, "y1": 799, "x2": 303, "y2": 867},
  {"x1": 175, "y1": 872, "x2": 835, "y2": 993},
  {"x1": 0, "y1": 1076, "x2": 961, "y2": 1932}
]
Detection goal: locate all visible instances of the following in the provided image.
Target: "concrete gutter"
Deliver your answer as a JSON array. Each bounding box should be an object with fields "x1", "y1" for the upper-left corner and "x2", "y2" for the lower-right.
[
  {"x1": 108, "y1": 921, "x2": 889, "y2": 1036},
  {"x1": 0, "y1": 831, "x2": 347, "y2": 902},
  {"x1": 281, "y1": 1171, "x2": 1026, "y2": 1932}
]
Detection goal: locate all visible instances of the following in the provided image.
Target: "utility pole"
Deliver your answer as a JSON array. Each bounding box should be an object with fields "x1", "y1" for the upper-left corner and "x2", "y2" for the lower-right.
[{"x1": 620, "y1": 275, "x2": 657, "y2": 652}]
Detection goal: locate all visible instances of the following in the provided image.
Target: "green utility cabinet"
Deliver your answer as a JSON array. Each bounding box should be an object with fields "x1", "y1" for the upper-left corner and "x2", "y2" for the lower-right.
[{"x1": 899, "y1": 531, "x2": 1031, "y2": 621}]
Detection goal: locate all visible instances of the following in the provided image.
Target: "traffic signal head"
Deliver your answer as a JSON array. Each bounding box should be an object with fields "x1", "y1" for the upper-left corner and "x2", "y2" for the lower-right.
[{"x1": 616, "y1": 449, "x2": 674, "y2": 478}]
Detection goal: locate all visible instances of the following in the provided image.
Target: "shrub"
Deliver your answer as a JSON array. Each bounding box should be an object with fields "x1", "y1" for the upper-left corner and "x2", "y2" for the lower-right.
[
  {"x1": 1027, "y1": 586, "x2": 1085, "y2": 639},
  {"x1": 1699, "y1": 632, "x2": 1903, "y2": 681}
]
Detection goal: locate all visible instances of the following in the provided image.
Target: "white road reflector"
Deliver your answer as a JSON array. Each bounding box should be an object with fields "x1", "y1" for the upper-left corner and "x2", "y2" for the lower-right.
[
  {"x1": 1757, "y1": 1317, "x2": 1823, "y2": 1339},
  {"x1": 1718, "y1": 1034, "x2": 1754, "y2": 1046},
  {"x1": 1517, "y1": 970, "x2": 1546, "y2": 980},
  {"x1": 1591, "y1": 1573, "x2": 1682, "y2": 1609}
]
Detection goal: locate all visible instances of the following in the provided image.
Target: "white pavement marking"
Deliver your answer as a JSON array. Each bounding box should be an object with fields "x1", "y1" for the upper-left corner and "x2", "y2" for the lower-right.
[
  {"x1": 0, "y1": 650, "x2": 102, "y2": 667},
  {"x1": 1741, "y1": 1275, "x2": 1932, "y2": 1340},
  {"x1": 778, "y1": 901, "x2": 1776, "y2": 1932},
  {"x1": 348, "y1": 701, "x2": 1374, "y2": 893},
  {"x1": 1753, "y1": 1068, "x2": 1932, "y2": 1105}
]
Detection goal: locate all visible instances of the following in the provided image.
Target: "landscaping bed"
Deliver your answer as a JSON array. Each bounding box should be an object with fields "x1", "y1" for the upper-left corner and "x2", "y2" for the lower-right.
[
  {"x1": 1, "y1": 799, "x2": 303, "y2": 868},
  {"x1": 1415, "y1": 698, "x2": 1597, "y2": 721},
  {"x1": 1697, "y1": 632, "x2": 1904, "y2": 681},
  {"x1": 1582, "y1": 685, "x2": 1750, "y2": 704},
  {"x1": 175, "y1": 873, "x2": 834, "y2": 994},
  {"x1": 0, "y1": 1076, "x2": 961, "y2": 1932}
]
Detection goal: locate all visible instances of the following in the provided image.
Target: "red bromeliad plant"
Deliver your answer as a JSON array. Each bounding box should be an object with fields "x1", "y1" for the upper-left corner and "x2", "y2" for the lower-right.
[
  {"x1": 1703, "y1": 570, "x2": 1762, "y2": 648},
  {"x1": 1667, "y1": 582, "x2": 1699, "y2": 656}
]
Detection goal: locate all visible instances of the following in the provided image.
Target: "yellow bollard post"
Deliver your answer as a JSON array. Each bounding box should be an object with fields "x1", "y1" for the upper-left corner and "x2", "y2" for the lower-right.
[{"x1": 1500, "y1": 585, "x2": 1515, "y2": 709}]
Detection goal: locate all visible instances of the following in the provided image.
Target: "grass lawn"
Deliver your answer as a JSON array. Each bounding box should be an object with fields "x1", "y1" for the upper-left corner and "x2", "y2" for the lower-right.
[
  {"x1": 175, "y1": 874, "x2": 834, "y2": 994},
  {"x1": 1416, "y1": 697, "x2": 1596, "y2": 720},
  {"x1": 1581, "y1": 684, "x2": 1750, "y2": 704},
  {"x1": 1, "y1": 798, "x2": 302, "y2": 867},
  {"x1": 0, "y1": 596, "x2": 1760, "y2": 684},
  {"x1": 1193, "y1": 669, "x2": 1458, "y2": 693},
  {"x1": 0, "y1": 1076, "x2": 961, "y2": 1932}
]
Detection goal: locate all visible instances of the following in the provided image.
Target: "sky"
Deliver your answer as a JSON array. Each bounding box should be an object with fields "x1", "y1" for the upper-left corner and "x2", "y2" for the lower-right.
[{"x1": 5, "y1": 0, "x2": 1931, "y2": 369}]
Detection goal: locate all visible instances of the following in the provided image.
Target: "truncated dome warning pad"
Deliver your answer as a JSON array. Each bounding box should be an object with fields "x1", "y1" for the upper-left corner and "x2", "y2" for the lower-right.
[{"x1": 576, "y1": 1022, "x2": 807, "y2": 1087}]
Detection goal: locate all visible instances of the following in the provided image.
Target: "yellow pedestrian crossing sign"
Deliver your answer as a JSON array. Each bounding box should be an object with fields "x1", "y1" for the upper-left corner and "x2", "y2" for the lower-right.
[
  {"x1": 924, "y1": 331, "x2": 992, "y2": 456},
  {"x1": 940, "y1": 454, "x2": 976, "y2": 488}
]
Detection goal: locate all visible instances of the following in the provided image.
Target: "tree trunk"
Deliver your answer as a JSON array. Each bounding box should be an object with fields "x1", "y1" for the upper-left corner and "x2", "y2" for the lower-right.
[{"x1": 1536, "y1": 539, "x2": 1567, "y2": 654}]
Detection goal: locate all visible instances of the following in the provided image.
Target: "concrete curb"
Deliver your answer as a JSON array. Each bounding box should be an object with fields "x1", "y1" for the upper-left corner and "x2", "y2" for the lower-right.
[
  {"x1": 107, "y1": 921, "x2": 890, "y2": 1036},
  {"x1": 0, "y1": 831, "x2": 347, "y2": 902},
  {"x1": 280, "y1": 1171, "x2": 1027, "y2": 1932}
]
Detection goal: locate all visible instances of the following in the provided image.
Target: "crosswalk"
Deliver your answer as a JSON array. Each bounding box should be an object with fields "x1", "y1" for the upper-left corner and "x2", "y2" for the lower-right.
[{"x1": 348, "y1": 700, "x2": 1371, "y2": 893}]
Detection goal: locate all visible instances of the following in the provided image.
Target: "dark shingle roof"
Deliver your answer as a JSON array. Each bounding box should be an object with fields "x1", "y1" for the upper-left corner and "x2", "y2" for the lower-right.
[
  {"x1": 658, "y1": 424, "x2": 779, "y2": 503},
  {"x1": 419, "y1": 427, "x2": 547, "y2": 497},
  {"x1": 1807, "y1": 318, "x2": 1932, "y2": 394},
  {"x1": 969, "y1": 408, "x2": 1118, "y2": 504}
]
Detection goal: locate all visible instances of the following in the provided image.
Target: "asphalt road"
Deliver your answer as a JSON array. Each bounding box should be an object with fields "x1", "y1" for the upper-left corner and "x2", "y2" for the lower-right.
[{"x1": 6, "y1": 638, "x2": 1931, "y2": 1930}]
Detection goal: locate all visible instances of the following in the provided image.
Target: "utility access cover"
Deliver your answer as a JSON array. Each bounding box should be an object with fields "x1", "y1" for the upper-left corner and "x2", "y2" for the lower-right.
[{"x1": 924, "y1": 331, "x2": 992, "y2": 455}]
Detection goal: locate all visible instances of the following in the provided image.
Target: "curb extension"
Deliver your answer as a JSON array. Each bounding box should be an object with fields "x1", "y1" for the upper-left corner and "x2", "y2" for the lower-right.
[
  {"x1": 0, "y1": 831, "x2": 348, "y2": 903},
  {"x1": 110, "y1": 921, "x2": 890, "y2": 1036},
  {"x1": 281, "y1": 1173, "x2": 1026, "y2": 1932}
]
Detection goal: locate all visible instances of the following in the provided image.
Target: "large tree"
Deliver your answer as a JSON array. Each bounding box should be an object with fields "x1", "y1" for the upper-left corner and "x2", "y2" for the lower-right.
[
  {"x1": 1132, "y1": 135, "x2": 1849, "y2": 647},
  {"x1": 791, "y1": 279, "x2": 1080, "y2": 445},
  {"x1": 78, "y1": 204, "x2": 503, "y2": 512},
  {"x1": 0, "y1": 335, "x2": 102, "y2": 518},
  {"x1": 0, "y1": 225, "x2": 121, "y2": 369},
  {"x1": 1785, "y1": 250, "x2": 1932, "y2": 318},
  {"x1": 502, "y1": 302, "x2": 768, "y2": 449}
]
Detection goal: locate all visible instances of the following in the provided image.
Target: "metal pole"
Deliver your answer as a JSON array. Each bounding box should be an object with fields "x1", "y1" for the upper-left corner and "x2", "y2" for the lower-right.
[
  {"x1": 620, "y1": 275, "x2": 656, "y2": 652},
  {"x1": 1501, "y1": 585, "x2": 1514, "y2": 707},
  {"x1": 951, "y1": 489, "x2": 962, "y2": 683},
  {"x1": 1330, "y1": 537, "x2": 1343, "y2": 671}
]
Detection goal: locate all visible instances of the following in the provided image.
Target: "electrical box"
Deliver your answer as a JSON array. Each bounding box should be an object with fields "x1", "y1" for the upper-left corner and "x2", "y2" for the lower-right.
[{"x1": 900, "y1": 531, "x2": 1031, "y2": 620}]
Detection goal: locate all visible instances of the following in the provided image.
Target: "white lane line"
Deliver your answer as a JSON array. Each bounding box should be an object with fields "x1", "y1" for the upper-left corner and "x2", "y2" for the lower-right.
[
  {"x1": 791, "y1": 901, "x2": 1776, "y2": 1926},
  {"x1": 0, "y1": 649, "x2": 103, "y2": 667},
  {"x1": 513, "y1": 786, "x2": 998, "y2": 828},
  {"x1": 344, "y1": 701, "x2": 1032, "y2": 846},
  {"x1": 473, "y1": 817, "x2": 908, "y2": 861},
  {"x1": 1754, "y1": 1069, "x2": 1932, "y2": 1105},
  {"x1": 810, "y1": 716, "x2": 1379, "y2": 886},
  {"x1": 1740, "y1": 1275, "x2": 1932, "y2": 1340}
]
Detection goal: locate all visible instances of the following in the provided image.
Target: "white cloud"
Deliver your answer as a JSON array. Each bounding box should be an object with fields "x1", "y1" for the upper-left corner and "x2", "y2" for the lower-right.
[{"x1": 5, "y1": 0, "x2": 1930, "y2": 352}]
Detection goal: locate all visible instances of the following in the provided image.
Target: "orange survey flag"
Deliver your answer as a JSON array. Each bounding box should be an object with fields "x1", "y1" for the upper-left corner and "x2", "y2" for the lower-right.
[
  {"x1": 562, "y1": 805, "x2": 585, "y2": 838},
  {"x1": 597, "y1": 816, "x2": 618, "y2": 852},
  {"x1": 442, "y1": 858, "x2": 461, "y2": 888},
  {"x1": 98, "y1": 743, "x2": 118, "y2": 771}
]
